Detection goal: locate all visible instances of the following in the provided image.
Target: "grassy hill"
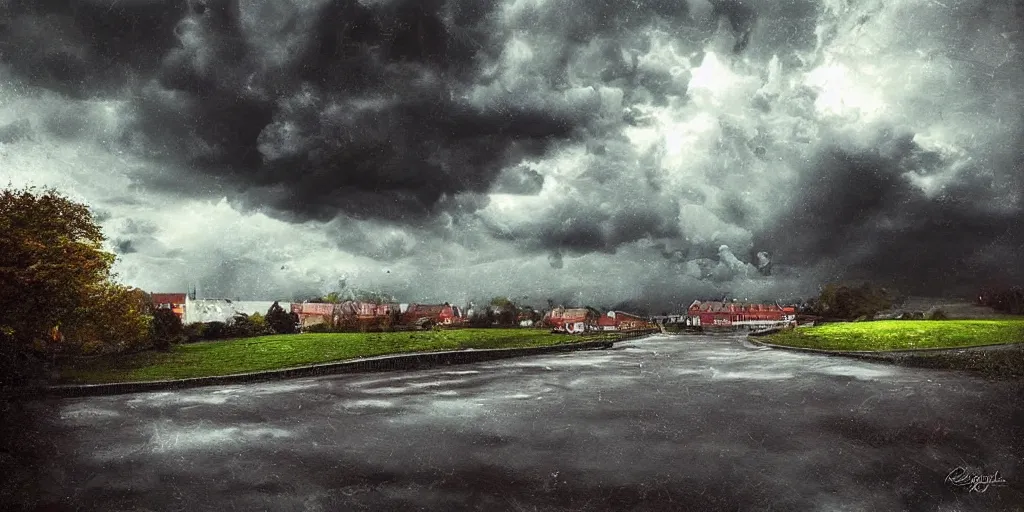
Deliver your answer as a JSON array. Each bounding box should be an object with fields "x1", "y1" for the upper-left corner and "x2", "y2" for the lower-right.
[
  {"x1": 58, "y1": 329, "x2": 621, "y2": 385},
  {"x1": 764, "y1": 319, "x2": 1024, "y2": 351}
]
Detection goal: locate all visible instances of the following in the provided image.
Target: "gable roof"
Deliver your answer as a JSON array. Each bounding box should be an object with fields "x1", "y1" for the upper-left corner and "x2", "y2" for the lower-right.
[
  {"x1": 152, "y1": 293, "x2": 186, "y2": 304},
  {"x1": 406, "y1": 304, "x2": 446, "y2": 317}
]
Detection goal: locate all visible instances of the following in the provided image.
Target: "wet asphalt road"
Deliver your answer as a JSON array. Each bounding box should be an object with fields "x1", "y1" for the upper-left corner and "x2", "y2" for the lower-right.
[{"x1": 21, "y1": 334, "x2": 1024, "y2": 511}]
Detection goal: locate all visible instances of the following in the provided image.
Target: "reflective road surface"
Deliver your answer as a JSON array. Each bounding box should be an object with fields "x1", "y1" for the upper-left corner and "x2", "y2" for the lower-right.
[{"x1": 18, "y1": 334, "x2": 1024, "y2": 511}]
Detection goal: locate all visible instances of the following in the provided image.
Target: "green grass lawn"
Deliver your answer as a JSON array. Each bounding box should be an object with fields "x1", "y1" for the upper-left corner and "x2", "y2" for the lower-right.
[
  {"x1": 58, "y1": 329, "x2": 622, "y2": 384},
  {"x1": 764, "y1": 319, "x2": 1024, "y2": 351}
]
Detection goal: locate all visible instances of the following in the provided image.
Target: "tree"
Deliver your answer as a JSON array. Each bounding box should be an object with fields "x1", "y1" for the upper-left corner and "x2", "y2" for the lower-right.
[
  {"x1": 1, "y1": 187, "x2": 136, "y2": 382},
  {"x1": 810, "y1": 282, "x2": 894, "y2": 320},
  {"x1": 151, "y1": 308, "x2": 184, "y2": 351},
  {"x1": 490, "y1": 296, "x2": 518, "y2": 326},
  {"x1": 266, "y1": 301, "x2": 297, "y2": 334},
  {"x1": 62, "y1": 283, "x2": 154, "y2": 356}
]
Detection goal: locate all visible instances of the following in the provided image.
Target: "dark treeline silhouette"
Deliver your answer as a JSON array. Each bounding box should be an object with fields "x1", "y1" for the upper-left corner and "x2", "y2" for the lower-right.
[
  {"x1": 803, "y1": 282, "x2": 896, "y2": 321},
  {"x1": 977, "y1": 286, "x2": 1024, "y2": 315}
]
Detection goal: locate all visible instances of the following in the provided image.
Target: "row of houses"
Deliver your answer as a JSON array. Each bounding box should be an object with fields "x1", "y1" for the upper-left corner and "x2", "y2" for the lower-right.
[
  {"x1": 683, "y1": 300, "x2": 796, "y2": 329},
  {"x1": 542, "y1": 308, "x2": 655, "y2": 334},
  {"x1": 150, "y1": 292, "x2": 794, "y2": 334},
  {"x1": 289, "y1": 301, "x2": 466, "y2": 329},
  {"x1": 149, "y1": 292, "x2": 655, "y2": 333}
]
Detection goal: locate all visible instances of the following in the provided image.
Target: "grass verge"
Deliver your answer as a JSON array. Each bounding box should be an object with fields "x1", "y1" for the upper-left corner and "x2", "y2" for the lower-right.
[
  {"x1": 763, "y1": 319, "x2": 1024, "y2": 351},
  {"x1": 762, "y1": 319, "x2": 1024, "y2": 379},
  {"x1": 58, "y1": 329, "x2": 623, "y2": 384}
]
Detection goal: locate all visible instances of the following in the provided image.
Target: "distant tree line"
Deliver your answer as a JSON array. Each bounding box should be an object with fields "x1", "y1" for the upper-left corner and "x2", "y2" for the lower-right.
[
  {"x1": 978, "y1": 286, "x2": 1024, "y2": 315},
  {"x1": 802, "y1": 282, "x2": 896, "y2": 321}
]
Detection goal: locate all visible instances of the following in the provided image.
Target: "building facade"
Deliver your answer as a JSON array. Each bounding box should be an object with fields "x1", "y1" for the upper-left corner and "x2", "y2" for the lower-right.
[
  {"x1": 151, "y1": 293, "x2": 186, "y2": 320},
  {"x1": 543, "y1": 307, "x2": 599, "y2": 334},
  {"x1": 687, "y1": 300, "x2": 796, "y2": 329}
]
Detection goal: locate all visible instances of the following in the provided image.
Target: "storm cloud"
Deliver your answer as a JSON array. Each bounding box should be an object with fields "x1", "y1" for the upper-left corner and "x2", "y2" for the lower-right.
[{"x1": 2, "y1": 0, "x2": 1023, "y2": 306}]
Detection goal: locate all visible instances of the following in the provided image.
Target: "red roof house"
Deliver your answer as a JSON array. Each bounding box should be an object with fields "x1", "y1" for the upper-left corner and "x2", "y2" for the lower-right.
[
  {"x1": 151, "y1": 293, "x2": 186, "y2": 319},
  {"x1": 403, "y1": 303, "x2": 463, "y2": 326},
  {"x1": 687, "y1": 300, "x2": 795, "y2": 328},
  {"x1": 543, "y1": 307, "x2": 599, "y2": 333}
]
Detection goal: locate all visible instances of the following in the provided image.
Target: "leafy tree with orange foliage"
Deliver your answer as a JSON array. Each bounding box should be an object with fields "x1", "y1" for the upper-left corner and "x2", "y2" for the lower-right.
[{"x1": 1, "y1": 186, "x2": 152, "y2": 383}]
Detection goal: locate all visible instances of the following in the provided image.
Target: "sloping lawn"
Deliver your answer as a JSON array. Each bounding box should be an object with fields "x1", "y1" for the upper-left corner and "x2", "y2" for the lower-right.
[
  {"x1": 764, "y1": 320, "x2": 1024, "y2": 351},
  {"x1": 59, "y1": 329, "x2": 618, "y2": 384}
]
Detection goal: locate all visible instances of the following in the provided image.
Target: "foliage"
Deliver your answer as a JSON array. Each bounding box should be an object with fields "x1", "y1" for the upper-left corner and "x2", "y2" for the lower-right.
[
  {"x1": 0, "y1": 187, "x2": 165, "y2": 386},
  {"x1": 765, "y1": 319, "x2": 1024, "y2": 351},
  {"x1": 305, "y1": 322, "x2": 334, "y2": 333},
  {"x1": 248, "y1": 312, "x2": 269, "y2": 333},
  {"x1": 806, "y1": 282, "x2": 894, "y2": 320},
  {"x1": 929, "y1": 309, "x2": 949, "y2": 320},
  {"x1": 308, "y1": 288, "x2": 397, "y2": 304},
  {"x1": 489, "y1": 299, "x2": 516, "y2": 325},
  {"x1": 1, "y1": 186, "x2": 121, "y2": 382},
  {"x1": 59, "y1": 329, "x2": 613, "y2": 384},
  {"x1": 60, "y1": 283, "x2": 154, "y2": 356},
  {"x1": 201, "y1": 321, "x2": 228, "y2": 340},
  {"x1": 490, "y1": 296, "x2": 522, "y2": 326},
  {"x1": 224, "y1": 313, "x2": 270, "y2": 338},
  {"x1": 182, "y1": 322, "x2": 206, "y2": 343},
  {"x1": 468, "y1": 306, "x2": 495, "y2": 327},
  {"x1": 978, "y1": 287, "x2": 1024, "y2": 315},
  {"x1": 151, "y1": 308, "x2": 184, "y2": 350},
  {"x1": 265, "y1": 301, "x2": 297, "y2": 334}
]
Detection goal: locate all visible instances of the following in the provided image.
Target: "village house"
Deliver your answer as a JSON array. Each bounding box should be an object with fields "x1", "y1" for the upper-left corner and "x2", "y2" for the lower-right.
[
  {"x1": 543, "y1": 307, "x2": 600, "y2": 334},
  {"x1": 290, "y1": 302, "x2": 337, "y2": 329},
  {"x1": 596, "y1": 311, "x2": 654, "y2": 331},
  {"x1": 686, "y1": 300, "x2": 796, "y2": 330},
  {"x1": 151, "y1": 293, "x2": 186, "y2": 320},
  {"x1": 289, "y1": 301, "x2": 463, "y2": 330},
  {"x1": 403, "y1": 303, "x2": 464, "y2": 327}
]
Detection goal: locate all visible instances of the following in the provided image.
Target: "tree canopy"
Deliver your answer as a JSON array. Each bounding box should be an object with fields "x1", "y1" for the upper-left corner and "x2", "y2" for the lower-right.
[
  {"x1": 1, "y1": 186, "x2": 152, "y2": 382},
  {"x1": 807, "y1": 282, "x2": 895, "y2": 320}
]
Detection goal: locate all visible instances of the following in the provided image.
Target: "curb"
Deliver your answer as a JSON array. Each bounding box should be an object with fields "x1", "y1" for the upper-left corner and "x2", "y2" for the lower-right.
[
  {"x1": 746, "y1": 336, "x2": 1024, "y2": 359},
  {"x1": 16, "y1": 330, "x2": 659, "y2": 399}
]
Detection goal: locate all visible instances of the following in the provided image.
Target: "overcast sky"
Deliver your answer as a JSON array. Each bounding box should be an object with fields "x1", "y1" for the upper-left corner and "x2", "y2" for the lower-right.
[{"x1": 2, "y1": 0, "x2": 1022, "y2": 309}]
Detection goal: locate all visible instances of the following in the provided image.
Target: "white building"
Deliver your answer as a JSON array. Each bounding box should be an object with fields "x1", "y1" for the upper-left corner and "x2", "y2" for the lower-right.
[{"x1": 184, "y1": 297, "x2": 292, "y2": 325}]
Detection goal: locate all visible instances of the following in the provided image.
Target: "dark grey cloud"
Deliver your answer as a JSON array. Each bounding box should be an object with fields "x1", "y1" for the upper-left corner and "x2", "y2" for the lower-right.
[
  {"x1": 756, "y1": 131, "x2": 1024, "y2": 296},
  {"x1": 0, "y1": 0, "x2": 187, "y2": 98},
  {"x1": 2, "y1": 0, "x2": 585, "y2": 222},
  {"x1": 0, "y1": 119, "x2": 33, "y2": 144},
  {"x1": 4, "y1": 0, "x2": 1024, "y2": 303}
]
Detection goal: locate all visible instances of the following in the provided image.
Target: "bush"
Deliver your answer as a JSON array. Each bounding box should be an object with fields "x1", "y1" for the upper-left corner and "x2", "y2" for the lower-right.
[
  {"x1": 222, "y1": 313, "x2": 272, "y2": 338},
  {"x1": 202, "y1": 321, "x2": 228, "y2": 339},
  {"x1": 978, "y1": 287, "x2": 1024, "y2": 315},
  {"x1": 810, "y1": 282, "x2": 894, "y2": 320},
  {"x1": 303, "y1": 322, "x2": 332, "y2": 333},
  {"x1": 151, "y1": 309, "x2": 184, "y2": 350},
  {"x1": 182, "y1": 322, "x2": 206, "y2": 343},
  {"x1": 266, "y1": 302, "x2": 297, "y2": 334},
  {"x1": 929, "y1": 309, "x2": 949, "y2": 320}
]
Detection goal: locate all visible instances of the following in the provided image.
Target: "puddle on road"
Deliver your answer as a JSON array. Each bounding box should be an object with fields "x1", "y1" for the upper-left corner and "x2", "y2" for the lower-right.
[
  {"x1": 148, "y1": 423, "x2": 294, "y2": 454},
  {"x1": 341, "y1": 399, "x2": 396, "y2": 410},
  {"x1": 59, "y1": 403, "x2": 122, "y2": 421},
  {"x1": 814, "y1": 364, "x2": 896, "y2": 381}
]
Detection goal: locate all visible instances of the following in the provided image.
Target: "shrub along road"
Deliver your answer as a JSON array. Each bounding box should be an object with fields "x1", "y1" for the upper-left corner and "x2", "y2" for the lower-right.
[
  {"x1": 57, "y1": 329, "x2": 629, "y2": 385},
  {"x1": 8, "y1": 334, "x2": 1023, "y2": 511}
]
